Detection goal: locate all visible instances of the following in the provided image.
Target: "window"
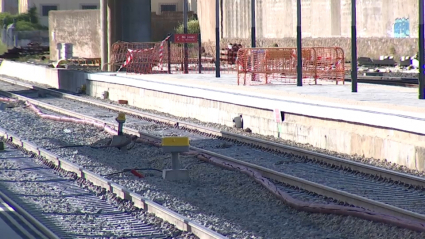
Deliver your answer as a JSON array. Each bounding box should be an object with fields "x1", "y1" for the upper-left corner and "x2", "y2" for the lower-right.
[
  {"x1": 81, "y1": 5, "x2": 98, "y2": 10},
  {"x1": 41, "y1": 5, "x2": 57, "y2": 16},
  {"x1": 160, "y1": 4, "x2": 177, "y2": 13}
]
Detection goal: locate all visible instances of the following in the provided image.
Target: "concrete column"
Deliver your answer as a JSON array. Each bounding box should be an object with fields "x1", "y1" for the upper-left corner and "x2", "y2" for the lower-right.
[
  {"x1": 100, "y1": 0, "x2": 108, "y2": 71},
  {"x1": 19, "y1": 0, "x2": 29, "y2": 14},
  {"x1": 114, "y1": 0, "x2": 123, "y2": 41},
  {"x1": 107, "y1": 0, "x2": 115, "y2": 71}
]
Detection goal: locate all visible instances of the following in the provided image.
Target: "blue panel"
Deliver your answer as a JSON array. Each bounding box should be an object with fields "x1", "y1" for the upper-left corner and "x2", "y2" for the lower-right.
[
  {"x1": 394, "y1": 18, "x2": 410, "y2": 38},
  {"x1": 394, "y1": 19, "x2": 400, "y2": 38}
]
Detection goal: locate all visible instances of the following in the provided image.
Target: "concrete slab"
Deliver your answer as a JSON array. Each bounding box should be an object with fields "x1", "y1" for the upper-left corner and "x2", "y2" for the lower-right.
[
  {"x1": 110, "y1": 135, "x2": 131, "y2": 150},
  {"x1": 162, "y1": 169, "x2": 189, "y2": 181},
  {"x1": 88, "y1": 72, "x2": 425, "y2": 111}
]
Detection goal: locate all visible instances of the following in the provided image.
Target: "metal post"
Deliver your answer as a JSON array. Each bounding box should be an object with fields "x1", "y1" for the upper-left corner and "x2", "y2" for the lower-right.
[
  {"x1": 167, "y1": 35, "x2": 171, "y2": 74},
  {"x1": 117, "y1": 122, "x2": 124, "y2": 135},
  {"x1": 215, "y1": 0, "x2": 220, "y2": 78},
  {"x1": 419, "y1": 0, "x2": 424, "y2": 99},
  {"x1": 171, "y1": 152, "x2": 181, "y2": 170},
  {"x1": 198, "y1": 33, "x2": 202, "y2": 73},
  {"x1": 351, "y1": 0, "x2": 358, "y2": 92},
  {"x1": 296, "y1": 0, "x2": 302, "y2": 86},
  {"x1": 183, "y1": 0, "x2": 189, "y2": 74},
  {"x1": 251, "y1": 0, "x2": 256, "y2": 47},
  {"x1": 100, "y1": 0, "x2": 108, "y2": 72},
  {"x1": 107, "y1": 0, "x2": 114, "y2": 72}
]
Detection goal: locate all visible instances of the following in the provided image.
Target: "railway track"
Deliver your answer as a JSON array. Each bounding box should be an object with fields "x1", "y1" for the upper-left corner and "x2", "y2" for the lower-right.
[
  {"x1": 345, "y1": 76, "x2": 419, "y2": 87},
  {"x1": 0, "y1": 188, "x2": 59, "y2": 239},
  {"x1": 1, "y1": 77, "x2": 425, "y2": 234},
  {"x1": 0, "y1": 145, "x2": 180, "y2": 239}
]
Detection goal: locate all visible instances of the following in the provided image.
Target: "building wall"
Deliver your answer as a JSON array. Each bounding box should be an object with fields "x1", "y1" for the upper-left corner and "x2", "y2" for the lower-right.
[
  {"x1": 19, "y1": 0, "x2": 99, "y2": 26},
  {"x1": 151, "y1": 0, "x2": 197, "y2": 15},
  {"x1": 197, "y1": 0, "x2": 214, "y2": 45},
  {"x1": 151, "y1": 0, "x2": 182, "y2": 15},
  {"x1": 197, "y1": 0, "x2": 423, "y2": 58},
  {"x1": 49, "y1": 10, "x2": 100, "y2": 61},
  {"x1": 151, "y1": 11, "x2": 194, "y2": 41},
  {"x1": 0, "y1": 0, "x2": 19, "y2": 14}
]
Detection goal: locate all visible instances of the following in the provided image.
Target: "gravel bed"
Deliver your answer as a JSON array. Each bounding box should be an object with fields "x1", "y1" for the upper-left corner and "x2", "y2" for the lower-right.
[
  {"x1": 7, "y1": 85, "x2": 425, "y2": 215},
  {"x1": 0, "y1": 99, "x2": 424, "y2": 238},
  {"x1": 77, "y1": 91, "x2": 425, "y2": 179},
  {"x1": 0, "y1": 145, "x2": 186, "y2": 239}
]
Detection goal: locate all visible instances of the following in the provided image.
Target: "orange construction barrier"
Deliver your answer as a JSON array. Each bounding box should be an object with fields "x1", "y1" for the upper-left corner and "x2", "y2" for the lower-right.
[
  {"x1": 236, "y1": 47, "x2": 345, "y2": 86},
  {"x1": 314, "y1": 47, "x2": 345, "y2": 84},
  {"x1": 237, "y1": 47, "x2": 318, "y2": 86}
]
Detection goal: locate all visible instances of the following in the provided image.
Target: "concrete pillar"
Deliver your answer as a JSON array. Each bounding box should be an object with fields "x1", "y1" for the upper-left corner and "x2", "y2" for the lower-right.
[
  {"x1": 107, "y1": 0, "x2": 115, "y2": 71},
  {"x1": 121, "y1": 0, "x2": 151, "y2": 42},
  {"x1": 100, "y1": 0, "x2": 108, "y2": 71},
  {"x1": 19, "y1": 0, "x2": 29, "y2": 14}
]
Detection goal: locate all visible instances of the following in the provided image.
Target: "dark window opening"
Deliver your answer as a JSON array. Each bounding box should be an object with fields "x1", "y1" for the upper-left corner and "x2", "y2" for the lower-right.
[
  {"x1": 82, "y1": 5, "x2": 98, "y2": 10},
  {"x1": 280, "y1": 111, "x2": 285, "y2": 122},
  {"x1": 161, "y1": 4, "x2": 177, "y2": 13},
  {"x1": 42, "y1": 5, "x2": 57, "y2": 16}
]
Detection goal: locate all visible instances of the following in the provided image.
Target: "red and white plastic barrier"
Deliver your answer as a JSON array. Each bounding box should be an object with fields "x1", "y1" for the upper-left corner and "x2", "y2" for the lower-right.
[{"x1": 118, "y1": 35, "x2": 171, "y2": 72}]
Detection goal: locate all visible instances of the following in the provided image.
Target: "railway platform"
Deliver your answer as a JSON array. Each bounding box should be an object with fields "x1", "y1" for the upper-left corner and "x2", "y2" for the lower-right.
[
  {"x1": 87, "y1": 72, "x2": 425, "y2": 171},
  {"x1": 89, "y1": 72, "x2": 425, "y2": 133}
]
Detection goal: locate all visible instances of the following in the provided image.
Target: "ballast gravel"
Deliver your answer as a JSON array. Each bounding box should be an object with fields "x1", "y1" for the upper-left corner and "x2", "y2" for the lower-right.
[
  {"x1": 0, "y1": 145, "x2": 187, "y2": 238},
  {"x1": 0, "y1": 104, "x2": 424, "y2": 238},
  {"x1": 84, "y1": 93, "x2": 425, "y2": 178}
]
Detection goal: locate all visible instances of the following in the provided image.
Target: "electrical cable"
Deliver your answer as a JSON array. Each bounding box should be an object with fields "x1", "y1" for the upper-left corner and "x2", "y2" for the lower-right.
[
  {"x1": 102, "y1": 168, "x2": 162, "y2": 177},
  {"x1": 184, "y1": 161, "x2": 207, "y2": 169}
]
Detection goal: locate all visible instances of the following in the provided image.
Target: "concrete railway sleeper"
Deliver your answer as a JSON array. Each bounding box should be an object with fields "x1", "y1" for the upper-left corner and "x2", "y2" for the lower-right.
[{"x1": 0, "y1": 83, "x2": 425, "y2": 233}]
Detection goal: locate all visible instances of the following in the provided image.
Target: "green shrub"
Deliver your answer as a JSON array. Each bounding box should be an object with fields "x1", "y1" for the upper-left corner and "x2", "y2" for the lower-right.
[
  {"x1": 0, "y1": 7, "x2": 42, "y2": 30},
  {"x1": 174, "y1": 18, "x2": 200, "y2": 34},
  {"x1": 15, "y1": 21, "x2": 41, "y2": 31}
]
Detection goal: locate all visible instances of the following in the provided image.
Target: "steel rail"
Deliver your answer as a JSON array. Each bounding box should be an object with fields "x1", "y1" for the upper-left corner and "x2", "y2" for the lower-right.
[
  {"x1": 1, "y1": 87, "x2": 425, "y2": 227},
  {"x1": 0, "y1": 190, "x2": 60, "y2": 239}
]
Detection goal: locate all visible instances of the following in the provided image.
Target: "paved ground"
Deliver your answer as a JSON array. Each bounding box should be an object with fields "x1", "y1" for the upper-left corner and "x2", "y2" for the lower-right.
[{"x1": 101, "y1": 72, "x2": 425, "y2": 115}]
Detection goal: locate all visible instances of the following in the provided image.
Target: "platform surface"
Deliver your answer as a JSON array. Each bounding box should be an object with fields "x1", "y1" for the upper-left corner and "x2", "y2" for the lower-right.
[{"x1": 88, "y1": 72, "x2": 425, "y2": 134}]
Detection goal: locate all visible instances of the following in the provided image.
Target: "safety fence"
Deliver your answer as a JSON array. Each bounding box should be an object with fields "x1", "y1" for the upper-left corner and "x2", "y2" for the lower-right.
[
  {"x1": 109, "y1": 40, "x2": 242, "y2": 74},
  {"x1": 109, "y1": 41, "x2": 344, "y2": 82},
  {"x1": 236, "y1": 47, "x2": 345, "y2": 86}
]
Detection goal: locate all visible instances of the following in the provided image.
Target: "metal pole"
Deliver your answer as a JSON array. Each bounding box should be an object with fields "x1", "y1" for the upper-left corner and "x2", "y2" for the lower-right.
[
  {"x1": 167, "y1": 35, "x2": 171, "y2": 74},
  {"x1": 419, "y1": 0, "x2": 424, "y2": 99},
  {"x1": 198, "y1": 33, "x2": 202, "y2": 73},
  {"x1": 251, "y1": 0, "x2": 256, "y2": 47},
  {"x1": 351, "y1": 0, "x2": 358, "y2": 92},
  {"x1": 215, "y1": 0, "x2": 220, "y2": 77},
  {"x1": 100, "y1": 0, "x2": 108, "y2": 71},
  {"x1": 171, "y1": 152, "x2": 181, "y2": 170},
  {"x1": 296, "y1": 0, "x2": 302, "y2": 86},
  {"x1": 183, "y1": 0, "x2": 189, "y2": 74}
]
